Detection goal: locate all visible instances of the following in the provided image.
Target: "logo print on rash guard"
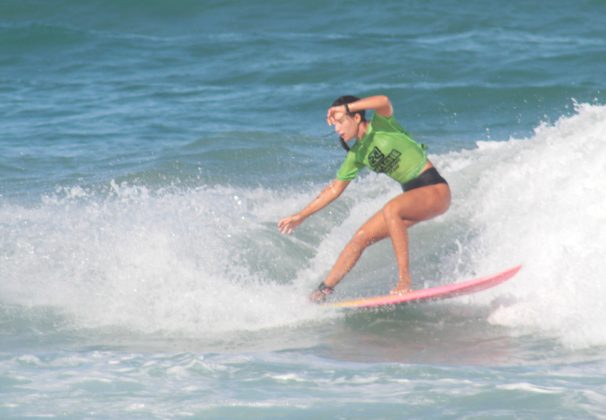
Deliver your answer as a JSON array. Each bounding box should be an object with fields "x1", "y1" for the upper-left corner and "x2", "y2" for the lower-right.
[{"x1": 368, "y1": 147, "x2": 401, "y2": 175}]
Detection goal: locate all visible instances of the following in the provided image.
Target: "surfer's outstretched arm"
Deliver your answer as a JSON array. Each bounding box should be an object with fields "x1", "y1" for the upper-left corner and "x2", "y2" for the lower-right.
[{"x1": 278, "y1": 179, "x2": 350, "y2": 235}]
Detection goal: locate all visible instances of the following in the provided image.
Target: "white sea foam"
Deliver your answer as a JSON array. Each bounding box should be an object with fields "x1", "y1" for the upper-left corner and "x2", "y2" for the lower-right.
[
  {"x1": 440, "y1": 103, "x2": 606, "y2": 349},
  {"x1": 0, "y1": 183, "x2": 328, "y2": 335}
]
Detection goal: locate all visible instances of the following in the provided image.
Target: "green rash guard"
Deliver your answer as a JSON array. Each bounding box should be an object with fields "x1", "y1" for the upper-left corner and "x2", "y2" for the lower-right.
[{"x1": 336, "y1": 113, "x2": 427, "y2": 184}]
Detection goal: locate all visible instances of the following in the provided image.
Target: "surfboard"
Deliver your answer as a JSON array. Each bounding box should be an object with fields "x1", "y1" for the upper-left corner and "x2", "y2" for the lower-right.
[{"x1": 331, "y1": 265, "x2": 522, "y2": 309}]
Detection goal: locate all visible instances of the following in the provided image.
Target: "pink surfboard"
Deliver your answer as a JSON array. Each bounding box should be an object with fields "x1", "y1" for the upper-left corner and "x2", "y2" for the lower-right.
[{"x1": 331, "y1": 265, "x2": 522, "y2": 309}]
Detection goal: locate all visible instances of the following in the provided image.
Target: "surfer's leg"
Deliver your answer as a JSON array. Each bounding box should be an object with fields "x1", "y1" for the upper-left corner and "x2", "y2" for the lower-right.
[
  {"x1": 382, "y1": 183, "x2": 451, "y2": 293},
  {"x1": 321, "y1": 209, "x2": 390, "y2": 289}
]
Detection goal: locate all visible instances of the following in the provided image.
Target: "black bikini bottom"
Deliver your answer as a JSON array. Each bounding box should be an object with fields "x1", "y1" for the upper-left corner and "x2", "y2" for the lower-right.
[{"x1": 401, "y1": 167, "x2": 448, "y2": 192}]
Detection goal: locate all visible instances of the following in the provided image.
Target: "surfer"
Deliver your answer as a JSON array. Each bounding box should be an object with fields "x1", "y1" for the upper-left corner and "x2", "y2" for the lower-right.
[{"x1": 278, "y1": 95, "x2": 451, "y2": 302}]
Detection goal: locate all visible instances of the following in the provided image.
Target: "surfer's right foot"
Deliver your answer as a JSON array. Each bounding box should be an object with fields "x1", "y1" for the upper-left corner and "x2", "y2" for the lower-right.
[{"x1": 310, "y1": 282, "x2": 334, "y2": 303}]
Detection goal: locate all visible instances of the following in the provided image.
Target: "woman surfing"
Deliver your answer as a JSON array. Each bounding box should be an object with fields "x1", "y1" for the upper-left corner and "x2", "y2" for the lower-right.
[{"x1": 278, "y1": 95, "x2": 451, "y2": 302}]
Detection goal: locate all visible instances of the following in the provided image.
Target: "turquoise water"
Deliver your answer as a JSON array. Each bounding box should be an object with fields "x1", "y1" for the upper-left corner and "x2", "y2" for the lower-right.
[{"x1": 2, "y1": 0, "x2": 606, "y2": 418}]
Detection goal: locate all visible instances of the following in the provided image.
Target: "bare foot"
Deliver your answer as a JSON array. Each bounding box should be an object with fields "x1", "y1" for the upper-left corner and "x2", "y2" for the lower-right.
[
  {"x1": 389, "y1": 287, "x2": 413, "y2": 296},
  {"x1": 309, "y1": 282, "x2": 335, "y2": 303},
  {"x1": 309, "y1": 289, "x2": 327, "y2": 303},
  {"x1": 390, "y1": 279, "x2": 412, "y2": 295}
]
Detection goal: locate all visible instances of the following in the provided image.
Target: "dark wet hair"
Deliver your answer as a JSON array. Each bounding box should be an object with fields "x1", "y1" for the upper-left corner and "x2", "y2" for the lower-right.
[{"x1": 331, "y1": 95, "x2": 366, "y2": 152}]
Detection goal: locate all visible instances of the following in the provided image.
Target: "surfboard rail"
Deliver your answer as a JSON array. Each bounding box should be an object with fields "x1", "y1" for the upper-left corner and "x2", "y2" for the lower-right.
[{"x1": 331, "y1": 265, "x2": 522, "y2": 309}]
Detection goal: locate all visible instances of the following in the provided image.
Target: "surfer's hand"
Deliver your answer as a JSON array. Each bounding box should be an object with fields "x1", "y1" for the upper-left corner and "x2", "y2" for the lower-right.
[
  {"x1": 326, "y1": 105, "x2": 346, "y2": 126},
  {"x1": 278, "y1": 214, "x2": 304, "y2": 235}
]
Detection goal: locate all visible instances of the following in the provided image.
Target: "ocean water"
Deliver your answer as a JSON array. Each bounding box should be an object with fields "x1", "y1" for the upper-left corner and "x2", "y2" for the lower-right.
[{"x1": 1, "y1": 0, "x2": 606, "y2": 418}]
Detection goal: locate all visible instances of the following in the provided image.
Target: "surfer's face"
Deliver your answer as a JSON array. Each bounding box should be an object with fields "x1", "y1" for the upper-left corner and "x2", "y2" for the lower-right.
[{"x1": 333, "y1": 111, "x2": 359, "y2": 142}]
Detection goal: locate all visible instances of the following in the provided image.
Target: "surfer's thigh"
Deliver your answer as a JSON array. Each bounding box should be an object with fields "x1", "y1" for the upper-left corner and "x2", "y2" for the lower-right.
[
  {"x1": 383, "y1": 183, "x2": 451, "y2": 223},
  {"x1": 349, "y1": 208, "x2": 391, "y2": 248}
]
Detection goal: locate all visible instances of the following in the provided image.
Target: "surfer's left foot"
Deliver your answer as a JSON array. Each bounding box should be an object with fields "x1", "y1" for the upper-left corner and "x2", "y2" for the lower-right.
[
  {"x1": 390, "y1": 279, "x2": 412, "y2": 295},
  {"x1": 389, "y1": 287, "x2": 412, "y2": 296}
]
